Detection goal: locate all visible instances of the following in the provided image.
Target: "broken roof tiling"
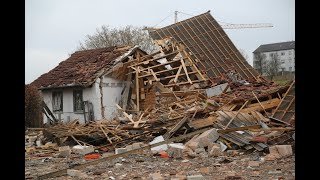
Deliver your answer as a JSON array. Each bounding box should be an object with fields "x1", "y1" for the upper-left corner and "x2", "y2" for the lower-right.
[
  {"x1": 31, "y1": 45, "x2": 138, "y2": 89},
  {"x1": 149, "y1": 11, "x2": 261, "y2": 82}
]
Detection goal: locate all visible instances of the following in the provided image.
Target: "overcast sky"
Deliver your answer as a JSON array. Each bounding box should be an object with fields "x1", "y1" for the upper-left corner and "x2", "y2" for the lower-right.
[{"x1": 25, "y1": 0, "x2": 295, "y2": 84}]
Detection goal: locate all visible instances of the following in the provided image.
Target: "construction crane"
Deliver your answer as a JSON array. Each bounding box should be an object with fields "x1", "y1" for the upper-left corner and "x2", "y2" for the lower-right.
[
  {"x1": 143, "y1": 11, "x2": 273, "y2": 31},
  {"x1": 220, "y1": 23, "x2": 273, "y2": 29},
  {"x1": 174, "y1": 11, "x2": 273, "y2": 29}
]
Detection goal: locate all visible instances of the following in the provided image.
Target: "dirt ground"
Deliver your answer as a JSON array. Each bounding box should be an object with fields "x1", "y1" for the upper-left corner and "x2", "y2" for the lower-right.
[{"x1": 25, "y1": 149, "x2": 295, "y2": 180}]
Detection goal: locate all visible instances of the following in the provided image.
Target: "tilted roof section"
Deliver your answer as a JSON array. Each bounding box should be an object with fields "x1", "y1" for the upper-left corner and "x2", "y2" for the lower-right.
[
  {"x1": 253, "y1": 41, "x2": 295, "y2": 53},
  {"x1": 31, "y1": 45, "x2": 138, "y2": 89},
  {"x1": 149, "y1": 11, "x2": 260, "y2": 81}
]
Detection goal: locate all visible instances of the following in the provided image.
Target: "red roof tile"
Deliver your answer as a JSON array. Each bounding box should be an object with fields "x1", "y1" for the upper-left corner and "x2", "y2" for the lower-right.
[{"x1": 31, "y1": 46, "x2": 135, "y2": 89}]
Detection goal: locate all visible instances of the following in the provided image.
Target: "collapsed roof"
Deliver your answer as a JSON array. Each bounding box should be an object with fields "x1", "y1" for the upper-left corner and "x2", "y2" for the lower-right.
[
  {"x1": 31, "y1": 46, "x2": 140, "y2": 89},
  {"x1": 148, "y1": 11, "x2": 261, "y2": 82}
]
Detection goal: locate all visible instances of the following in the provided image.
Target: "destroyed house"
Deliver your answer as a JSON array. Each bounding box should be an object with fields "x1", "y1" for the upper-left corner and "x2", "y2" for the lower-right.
[
  {"x1": 31, "y1": 45, "x2": 147, "y2": 124},
  {"x1": 148, "y1": 11, "x2": 262, "y2": 83}
]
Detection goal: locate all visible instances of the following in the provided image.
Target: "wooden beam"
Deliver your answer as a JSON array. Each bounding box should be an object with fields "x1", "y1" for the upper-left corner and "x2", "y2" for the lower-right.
[
  {"x1": 128, "y1": 50, "x2": 179, "y2": 68},
  {"x1": 150, "y1": 69, "x2": 160, "y2": 81},
  {"x1": 174, "y1": 65, "x2": 182, "y2": 83},
  {"x1": 224, "y1": 100, "x2": 249, "y2": 129},
  {"x1": 115, "y1": 104, "x2": 135, "y2": 123},
  {"x1": 164, "y1": 79, "x2": 206, "y2": 87},
  {"x1": 180, "y1": 59, "x2": 192, "y2": 84},
  {"x1": 138, "y1": 66, "x2": 181, "y2": 78},
  {"x1": 37, "y1": 127, "x2": 212, "y2": 180}
]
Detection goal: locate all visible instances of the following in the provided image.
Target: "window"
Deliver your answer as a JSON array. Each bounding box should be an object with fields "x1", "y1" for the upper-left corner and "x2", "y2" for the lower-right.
[
  {"x1": 52, "y1": 91, "x2": 63, "y2": 112},
  {"x1": 289, "y1": 51, "x2": 292, "y2": 55},
  {"x1": 289, "y1": 67, "x2": 292, "y2": 71},
  {"x1": 73, "y1": 90, "x2": 83, "y2": 112},
  {"x1": 289, "y1": 57, "x2": 292, "y2": 61},
  {"x1": 269, "y1": 53, "x2": 273, "y2": 57},
  {"x1": 281, "y1": 52, "x2": 285, "y2": 56}
]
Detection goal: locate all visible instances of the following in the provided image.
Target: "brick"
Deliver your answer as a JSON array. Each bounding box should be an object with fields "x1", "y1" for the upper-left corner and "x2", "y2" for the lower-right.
[
  {"x1": 115, "y1": 148, "x2": 127, "y2": 154},
  {"x1": 187, "y1": 175, "x2": 205, "y2": 180}
]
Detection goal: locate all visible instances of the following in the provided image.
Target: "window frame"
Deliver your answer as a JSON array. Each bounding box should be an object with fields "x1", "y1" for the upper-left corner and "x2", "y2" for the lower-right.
[
  {"x1": 73, "y1": 89, "x2": 84, "y2": 112},
  {"x1": 52, "y1": 91, "x2": 63, "y2": 112}
]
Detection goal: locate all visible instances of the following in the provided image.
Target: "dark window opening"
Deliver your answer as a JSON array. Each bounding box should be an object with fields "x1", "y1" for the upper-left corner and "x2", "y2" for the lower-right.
[
  {"x1": 52, "y1": 91, "x2": 63, "y2": 112},
  {"x1": 73, "y1": 90, "x2": 83, "y2": 112}
]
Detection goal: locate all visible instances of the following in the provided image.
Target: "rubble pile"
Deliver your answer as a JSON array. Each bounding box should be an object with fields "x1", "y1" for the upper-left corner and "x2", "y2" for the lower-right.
[{"x1": 25, "y1": 11, "x2": 295, "y2": 179}]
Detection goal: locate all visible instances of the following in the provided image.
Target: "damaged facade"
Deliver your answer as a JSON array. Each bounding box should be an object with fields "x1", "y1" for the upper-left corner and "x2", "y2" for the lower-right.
[
  {"x1": 26, "y1": 11, "x2": 295, "y2": 179},
  {"x1": 31, "y1": 46, "x2": 147, "y2": 124}
]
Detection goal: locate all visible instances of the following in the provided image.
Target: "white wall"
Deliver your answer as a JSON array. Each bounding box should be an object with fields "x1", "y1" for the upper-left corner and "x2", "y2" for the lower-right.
[
  {"x1": 253, "y1": 49, "x2": 295, "y2": 75},
  {"x1": 42, "y1": 86, "x2": 99, "y2": 124},
  {"x1": 100, "y1": 75, "x2": 126, "y2": 119},
  {"x1": 41, "y1": 75, "x2": 126, "y2": 124}
]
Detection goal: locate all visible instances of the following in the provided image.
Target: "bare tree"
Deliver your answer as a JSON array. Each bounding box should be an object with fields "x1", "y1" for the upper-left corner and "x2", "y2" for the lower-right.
[
  {"x1": 239, "y1": 49, "x2": 249, "y2": 62},
  {"x1": 25, "y1": 84, "x2": 43, "y2": 128},
  {"x1": 253, "y1": 52, "x2": 266, "y2": 74},
  {"x1": 265, "y1": 53, "x2": 281, "y2": 81},
  {"x1": 77, "y1": 25, "x2": 158, "y2": 54}
]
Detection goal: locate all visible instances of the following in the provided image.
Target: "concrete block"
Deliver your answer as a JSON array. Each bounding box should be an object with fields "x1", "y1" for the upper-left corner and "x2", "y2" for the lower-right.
[
  {"x1": 149, "y1": 172, "x2": 163, "y2": 180},
  {"x1": 195, "y1": 148, "x2": 206, "y2": 154},
  {"x1": 199, "y1": 167, "x2": 212, "y2": 174},
  {"x1": 132, "y1": 142, "x2": 145, "y2": 149},
  {"x1": 269, "y1": 145, "x2": 292, "y2": 158},
  {"x1": 126, "y1": 144, "x2": 134, "y2": 151},
  {"x1": 115, "y1": 148, "x2": 127, "y2": 154},
  {"x1": 208, "y1": 144, "x2": 222, "y2": 157},
  {"x1": 194, "y1": 128, "x2": 219, "y2": 147},
  {"x1": 187, "y1": 141, "x2": 202, "y2": 150},
  {"x1": 67, "y1": 169, "x2": 88, "y2": 178},
  {"x1": 187, "y1": 174, "x2": 205, "y2": 180},
  {"x1": 167, "y1": 146, "x2": 183, "y2": 158},
  {"x1": 102, "y1": 152, "x2": 114, "y2": 157},
  {"x1": 59, "y1": 146, "x2": 71, "y2": 157},
  {"x1": 248, "y1": 161, "x2": 260, "y2": 167},
  {"x1": 72, "y1": 145, "x2": 94, "y2": 155},
  {"x1": 175, "y1": 174, "x2": 187, "y2": 180}
]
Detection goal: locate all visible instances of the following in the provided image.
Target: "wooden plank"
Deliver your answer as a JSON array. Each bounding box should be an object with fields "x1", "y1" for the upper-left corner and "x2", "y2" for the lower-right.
[
  {"x1": 138, "y1": 66, "x2": 180, "y2": 78},
  {"x1": 128, "y1": 50, "x2": 179, "y2": 68},
  {"x1": 150, "y1": 69, "x2": 160, "y2": 81},
  {"x1": 135, "y1": 69, "x2": 140, "y2": 111},
  {"x1": 241, "y1": 98, "x2": 280, "y2": 113},
  {"x1": 224, "y1": 100, "x2": 249, "y2": 129},
  {"x1": 99, "y1": 126, "x2": 112, "y2": 144},
  {"x1": 164, "y1": 79, "x2": 206, "y2": 87},
  {"x1": 37, "y1": 127, "x2": 212, "y2": 180},
  {"x1": 115, "y1": 104, "x2": 135, "y2": 123},
  {"x1": 174, "y1": 65, "x2": 183, "y2": 83}
]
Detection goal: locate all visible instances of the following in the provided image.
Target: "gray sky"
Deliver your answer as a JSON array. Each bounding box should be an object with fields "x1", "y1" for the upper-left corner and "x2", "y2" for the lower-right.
[{"x1": 25, "y1": 0, "x2": 295, "y2": 84}]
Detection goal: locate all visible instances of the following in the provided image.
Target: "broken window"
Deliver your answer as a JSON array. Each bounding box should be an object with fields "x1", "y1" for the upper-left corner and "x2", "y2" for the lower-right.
[
  {"x1": 52, "y1": 91, "x2": 63, "y2": 112},
  {"x1": 73, "y1": 89, "x2": 83, "y2": 112}
]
